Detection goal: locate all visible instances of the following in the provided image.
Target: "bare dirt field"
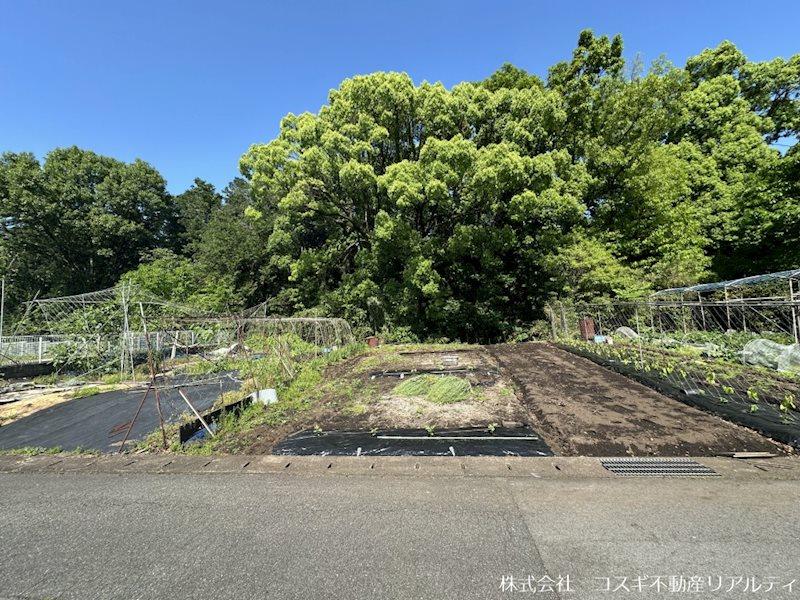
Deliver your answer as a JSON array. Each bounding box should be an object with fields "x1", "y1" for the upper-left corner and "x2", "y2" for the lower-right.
[{"x1": 489, "y1": 342, "x2": 787, "y2": 456}]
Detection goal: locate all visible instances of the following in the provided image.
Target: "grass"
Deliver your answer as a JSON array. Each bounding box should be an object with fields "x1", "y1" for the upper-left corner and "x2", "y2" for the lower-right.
[
  {"x1": 393, "y1": 374, "x2": 436, "y2": 396},
  {"x1": 136, "y1": 340, "x2": 368, "y2": 454},
  {"x1": 394, "y1": 374, "x2": 472, "y2": 404},
  {"x1": 67, "y1": 383, "x2": 131, "y2": 399},
  {"x1": 0, "y1": 445, "x2": 100, "y2": 456},
  {"x1": 68, "y1": 386, "x2": 103, "y2": 399},
  {"x1": 32, "y1": 373, "x2": 62, "y2": 386},
  {"x1": 0, "y1": 446, "x2": 64, "y2": 456}
]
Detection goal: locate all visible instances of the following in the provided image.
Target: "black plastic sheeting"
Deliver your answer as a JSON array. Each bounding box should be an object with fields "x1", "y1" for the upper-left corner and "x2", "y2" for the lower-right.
[
  {"x1": 560, "y1": 343, "x2": 800, "y2": 449},
  {"x1": 0, "y1": 361, "x2": 56, "y2": 380},
  {"x1": 0, "y1": 373, "x2": 240, "y2": 452},
  {"x1": 180, "y1": 395, "x2": 253, "y2": 444},
  {"x1": 272, "y1": 426, "x2": 554, "y2": 457}
]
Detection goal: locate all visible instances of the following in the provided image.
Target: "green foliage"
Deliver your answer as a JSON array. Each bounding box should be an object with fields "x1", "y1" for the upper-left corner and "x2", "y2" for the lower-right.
[
  {"x1": 394, "y1": 375, "x2": 437, "y2": 397},
  {"x1": 229, "y1": 32, "x2": 799, "y2": 341},
  {"x1": 394, "y1": 374, "x2": 472, "y2": 404},
  {"x1": 2, "y1": 32, "x2": 799, "y2": 342},
  {"x1": 427, "y1": 377, "x2": 472, "y2": 404},
  {"x1": 68, "y1": 386, "x2": 102, "y2": 399},
  {"x1": 122, "y1": 249, "x2": 239, "y2": 313},
  {"x1": 0, "y1": 147, "x2": 175, "y2": 309},
  {"x1": 173, "y1": 178, "x2": 223, "y2": 252},
  {"x1": 51, "y1": 341, "x2": 116, "y2": 374},
  {"x1": 0, "y1": 446, "x2": 63, "y2": 456}
]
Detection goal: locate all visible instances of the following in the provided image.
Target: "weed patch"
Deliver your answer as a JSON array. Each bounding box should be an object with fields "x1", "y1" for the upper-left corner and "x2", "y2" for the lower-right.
[{"x1": 394, "y1": 375, "x2": 472, "y2": 404}]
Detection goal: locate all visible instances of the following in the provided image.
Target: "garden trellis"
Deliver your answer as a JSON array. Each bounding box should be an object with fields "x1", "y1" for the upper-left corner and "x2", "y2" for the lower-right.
[
  {"x1": 548, "y1": 268, "x2": 800, "y2": 447},
  {"x1": 651, "y1": 268, "x2": 800, "y2": 344},
  {"x1": 2, "y1": 284, "x2": 354, "y2": 377}
]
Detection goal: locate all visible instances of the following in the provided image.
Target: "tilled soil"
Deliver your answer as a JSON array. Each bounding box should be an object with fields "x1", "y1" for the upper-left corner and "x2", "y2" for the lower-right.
[
  {"x1": 489, "y1": 342, "x2": 787, "y2": 456},
  {"x1": 235, "y1": 348, "x2": 527, "y2": 454}
]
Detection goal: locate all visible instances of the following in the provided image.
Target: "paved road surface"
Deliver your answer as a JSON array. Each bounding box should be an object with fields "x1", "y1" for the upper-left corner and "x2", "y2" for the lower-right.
[
  {"x1": 0, "y1": 374, "x2": 239, "y2": 452},
  {"x1": 1, "y1": 465, "x2": 799, "y2": 599}
]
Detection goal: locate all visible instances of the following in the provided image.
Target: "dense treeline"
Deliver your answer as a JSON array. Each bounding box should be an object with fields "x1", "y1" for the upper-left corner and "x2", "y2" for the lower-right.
[{"x1": 1, "y1": 31, "x2": 799, "y2": 340}]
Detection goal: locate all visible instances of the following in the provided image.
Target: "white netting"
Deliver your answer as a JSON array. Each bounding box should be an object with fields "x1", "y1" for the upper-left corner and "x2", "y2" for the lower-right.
[
  {"x1": 7, "y1": 285, "x2": 355, "y2": 377},
  {"x1": 742, "y1": 339, "x2": 788, "y2": 370},
  {"x1": 777, "y1": 345, "x2": 800, "y2": 373}
]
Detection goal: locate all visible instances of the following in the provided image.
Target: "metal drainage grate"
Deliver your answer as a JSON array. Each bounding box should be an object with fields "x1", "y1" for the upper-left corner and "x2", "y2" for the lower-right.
[{"x1": 601, "y1": 458, "x2": 719, "y2": 477}]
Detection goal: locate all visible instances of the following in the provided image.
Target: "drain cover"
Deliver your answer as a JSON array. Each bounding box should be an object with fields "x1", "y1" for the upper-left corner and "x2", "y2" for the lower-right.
[{"x1": 601, "y1": 458, "x2": 719, "y2": 477}]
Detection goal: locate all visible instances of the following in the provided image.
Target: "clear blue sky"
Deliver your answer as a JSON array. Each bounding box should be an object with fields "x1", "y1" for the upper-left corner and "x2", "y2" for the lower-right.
[{"x1": 1, "y1": 0, "x2": 798, "y2": 193}]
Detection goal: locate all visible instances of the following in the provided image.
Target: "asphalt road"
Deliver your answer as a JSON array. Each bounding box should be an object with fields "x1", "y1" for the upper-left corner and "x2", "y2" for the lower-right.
[
  {"x1": 0, "y1": 374, "x2": 240, "y2": 452},
  {"x1": 1, "y1": 470, "x2": 799, "y2": 600}
]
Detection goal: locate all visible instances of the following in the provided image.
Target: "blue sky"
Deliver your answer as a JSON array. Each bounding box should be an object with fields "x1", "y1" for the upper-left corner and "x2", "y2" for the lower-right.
[{"x1": 1, "y1": 0, "x2": 798, "y2": 193}]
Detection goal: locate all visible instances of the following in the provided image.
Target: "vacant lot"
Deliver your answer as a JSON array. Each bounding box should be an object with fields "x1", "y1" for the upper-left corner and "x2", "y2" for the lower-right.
[
  {"x1": 490, "y1": 343, "x2": 785, "y2": 456},
  {"x1": 203, "y1": 342, "x2": 786, "y2": 457},
  {"x1": 1, "y1": 342, "x2": 787, "y2": 457},
  {"x1": 220, "y1": 345, "x2": 526, "y2": 454}
]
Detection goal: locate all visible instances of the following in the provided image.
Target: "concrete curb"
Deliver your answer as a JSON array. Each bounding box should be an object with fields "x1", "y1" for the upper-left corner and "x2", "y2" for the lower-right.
[{"x1": 2, "y1": 454, "x2": 799, "y2": 480}]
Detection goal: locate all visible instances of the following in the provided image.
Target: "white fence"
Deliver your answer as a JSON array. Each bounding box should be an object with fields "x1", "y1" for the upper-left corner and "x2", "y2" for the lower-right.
[
  {"x1": 0, "y1": 335, "x2": 76, "y2": 362},
  {"x1": 0, "y1": 330, "x2": 231, "y2": 364}
]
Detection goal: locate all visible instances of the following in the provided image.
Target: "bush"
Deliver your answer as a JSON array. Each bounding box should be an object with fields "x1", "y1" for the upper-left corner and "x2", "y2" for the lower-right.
[
  {"x1": 381, "y1": 326, "x2": 420, "y2": 344},
  {"x1": 51, "y1": 341, "x2": 115, "y2": 374}
]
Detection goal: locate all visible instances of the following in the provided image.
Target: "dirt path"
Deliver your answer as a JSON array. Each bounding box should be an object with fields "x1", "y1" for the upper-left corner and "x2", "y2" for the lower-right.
[{"x1": 489, "y1": 342, "x2": 786, "y2": 456}]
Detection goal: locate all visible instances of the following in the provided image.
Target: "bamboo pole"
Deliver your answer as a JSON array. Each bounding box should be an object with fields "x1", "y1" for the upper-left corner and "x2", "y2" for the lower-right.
[
  {"x1": 118, "y1": 384, "x2": 152, "y2": 453},
  {"x1": 724, "y1": 287, "x2": 731, "y2": 331},
  {"x1": 790, "y1": 278, "x2": 799, "y2": 345},
  {"x1": 742, "y1": 293, "x2": 747, "y2": 333},
  {"x1": 139, "y1": 302, "x2": 167, "y2": 450}
]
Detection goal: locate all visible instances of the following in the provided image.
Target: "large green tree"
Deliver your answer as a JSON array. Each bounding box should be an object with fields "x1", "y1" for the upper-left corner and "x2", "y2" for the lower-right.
[
  {"x1": 235, "y1": 31, "x2": 799, "y2": 340},
  {"x1": 173, "y1": 178, "x2": 223, "y2": 253},
  {"x1": 0, "y1": 146, "x2": 175, "y2": 309},
  {"x1": 3, "y1": 31, "x2": 798, "y2": 341}
]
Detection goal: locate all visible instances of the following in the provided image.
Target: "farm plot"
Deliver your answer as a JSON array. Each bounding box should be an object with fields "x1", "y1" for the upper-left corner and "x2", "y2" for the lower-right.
[
  {"x1": 489, "y1": 343, "x2": 787, "y2": 456},
  {"x1": 178, "y1": 341, "x2": 786, "y2": 457},
  {"x1": 209, "y1": 346, "x2": 530, "y2": 455},
  {"x1": 550, "y1": 289, "x2": 800, "y2": 447}
]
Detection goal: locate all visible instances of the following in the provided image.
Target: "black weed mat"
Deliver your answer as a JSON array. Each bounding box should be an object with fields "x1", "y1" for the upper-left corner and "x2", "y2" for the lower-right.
[
  {"x1": 0, "y1": 373, "x2": 240, "y2": 452},
  {"x1": 272, "y1": 426, "x2": 554, "y2": 457}
]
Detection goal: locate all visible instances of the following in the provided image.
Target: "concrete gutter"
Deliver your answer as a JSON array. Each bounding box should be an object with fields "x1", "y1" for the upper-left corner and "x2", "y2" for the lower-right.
[{"x1": 1, "y1": 454, "x2": 799, "y2": 480}]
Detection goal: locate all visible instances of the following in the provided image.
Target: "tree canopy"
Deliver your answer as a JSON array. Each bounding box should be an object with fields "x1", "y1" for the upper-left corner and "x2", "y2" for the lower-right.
[{"x1": 2, "y1": 31, "x2": 798, "y2": 341}]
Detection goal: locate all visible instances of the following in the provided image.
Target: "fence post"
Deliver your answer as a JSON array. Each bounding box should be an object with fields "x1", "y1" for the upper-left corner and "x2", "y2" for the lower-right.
[
  {"x1": 548, "y1": 305, "x2": 557, "y2": 340},
  {"x1": 698, "y1": 293, "x2": 707, "y2": 331},
  {"x1": 790, "y1": 278, "x2": 799, "y2": 345},
  {"x1": 741, "y1": 293, "x2": 747, "y2": 333},
  {"x1": 38, "y1": 337, "x2": 43, "y2": 363},
  {"x1": 681, "y1": 297, "x2": 687, "y2": 333},
  {"x1": 634, "y1": 305, "x2": 644, "y2": 368},
  {"x1": 724, "y1": 287, "x2": 732, "y2": 331}
]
